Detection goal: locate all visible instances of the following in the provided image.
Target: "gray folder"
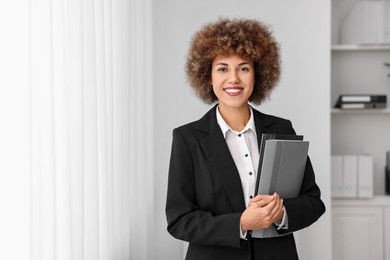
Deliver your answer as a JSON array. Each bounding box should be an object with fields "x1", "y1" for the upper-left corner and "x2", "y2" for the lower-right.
[
  {"x1": 257, "y1": 139, "x2": 309, "y2": 198},
  {"x1": 252, "y1": 139, "x2": 309, "y2": 239}
]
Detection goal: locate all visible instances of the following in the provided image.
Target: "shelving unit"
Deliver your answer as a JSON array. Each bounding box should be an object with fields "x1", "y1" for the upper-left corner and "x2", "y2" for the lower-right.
[
  {"x1": 331, "y1": 46, "x2": 390, "y2": 196},
  {"x1": 331, "y1": 20, "x2": 390, "y2": 195},
  {"x1": 331, "y1": 0, "x2": 390, "y2": 259}
]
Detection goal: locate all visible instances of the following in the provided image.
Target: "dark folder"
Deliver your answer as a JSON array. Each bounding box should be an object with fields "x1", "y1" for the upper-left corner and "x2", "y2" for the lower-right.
[{"x1": 255, "y1": 134, "x2": 308, "y2": 198}]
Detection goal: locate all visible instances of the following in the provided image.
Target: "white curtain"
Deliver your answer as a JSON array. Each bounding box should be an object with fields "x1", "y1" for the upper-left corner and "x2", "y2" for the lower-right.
[
  {"x1": 0, "y1": 2, "x2": 30, "y2": 260},
  {"x1": 29, "y1": 0, "x2": 153, "y2": 259}
]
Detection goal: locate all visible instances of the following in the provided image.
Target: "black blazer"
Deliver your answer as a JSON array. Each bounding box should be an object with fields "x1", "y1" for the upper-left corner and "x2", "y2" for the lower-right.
[{"x1": 166, "y1": 105, "x2": 325, "y2": 260}]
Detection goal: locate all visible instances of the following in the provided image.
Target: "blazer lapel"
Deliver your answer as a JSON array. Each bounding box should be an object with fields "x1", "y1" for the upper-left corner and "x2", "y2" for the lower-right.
[
  {"x1": 252, "y1": 107, "x2": 292, "y2": 194},
  {"x1": 196, "y1": 105, "x2": 246, "y2": 213},
  {"x1": 252, "y1": 106, "x2": 277, "y2": 150}
]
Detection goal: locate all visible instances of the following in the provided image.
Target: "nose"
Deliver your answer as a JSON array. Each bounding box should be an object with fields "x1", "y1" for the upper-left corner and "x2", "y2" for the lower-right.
[{"x1": 228, "y1": 70, "x2": 240, "y2": 83}]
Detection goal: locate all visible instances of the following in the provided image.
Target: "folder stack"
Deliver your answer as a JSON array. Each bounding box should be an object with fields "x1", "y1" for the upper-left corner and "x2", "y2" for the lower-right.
[
  {"x1": 334, "y1": 94, "x2": 387, "y2": 109},
  {"x1": 252, "y1": 133, "x2": 309, "y2": 239},
  {"x1": 256, "y1": 133, "x2": 309, "y2": 199},
  {"x1": 331, "y1": 154, "x2": 373, "y2": 198}
]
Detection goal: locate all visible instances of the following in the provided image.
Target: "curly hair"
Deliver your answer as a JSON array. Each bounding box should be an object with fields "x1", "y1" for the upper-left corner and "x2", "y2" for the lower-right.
[{"x1": 186, "y1": 18, "x2": 281, "y2": 105}]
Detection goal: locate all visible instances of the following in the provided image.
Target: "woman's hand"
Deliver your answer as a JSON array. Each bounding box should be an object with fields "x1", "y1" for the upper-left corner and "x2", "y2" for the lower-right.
[{"x1": 240, "y1": 193, "x2": 284, "y2": 231}]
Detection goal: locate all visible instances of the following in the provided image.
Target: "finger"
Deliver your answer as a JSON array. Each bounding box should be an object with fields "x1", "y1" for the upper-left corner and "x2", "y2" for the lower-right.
[
  {"x1": 251, "y1": 194, "x2": 271, "y2": 202},
  {"x1": 251, "y1": 196, "x2": 275, "y2": 208},
  {"x1": 275, "y1": 202, "x2": 285, "y2": 222},
  {"x1": 264, "y1": 197, "x2": 282, "y2": 218},
  {"x1": 272, "y1": 192, "x2": 281, "y2": 201},
  {"x1": 251, "y1": 194, "x2": 275, "y2": 204},
  {"x1": 269, "y1": 198, "x2": 284, "y2": 221},
  {"x1": 271, "y1": 193, "x2": 283, "y2": 210}
]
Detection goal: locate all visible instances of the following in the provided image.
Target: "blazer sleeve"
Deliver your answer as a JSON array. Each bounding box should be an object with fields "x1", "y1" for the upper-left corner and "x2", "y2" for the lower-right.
[
  {"x1": 165, "y1": 128, "x2": 245, "y2": 249},
  {"x1": 276, "y1": 122, "x2": 326, "y2": 234}
]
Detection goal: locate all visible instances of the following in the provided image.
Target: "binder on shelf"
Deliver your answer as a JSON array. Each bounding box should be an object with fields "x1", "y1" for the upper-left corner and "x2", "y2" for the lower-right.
[
  {"x1": 340, "y1": 102, "x2": 386, "y2": 109},
  {"x1": 331, "y1": 154, "x2": 374, "y2": 198},
  {"x1": 340, "y1": 94, "x2": 387, "y2": 103},
  {"x1": 331, "y1": 156, "x2": 344, "y2": 198},
  {"x1": 342, "y1": 155, "x2": 358, "y2": 198},
  {"x1": 256, "y1": 135, "x2": 309, "y2": 199},
  {"x1": 334, "y1": 94, "x2": 387, "y2": 110},
  {"x1": 357, "y1": 155, "x2": 373, "y2": 198}
]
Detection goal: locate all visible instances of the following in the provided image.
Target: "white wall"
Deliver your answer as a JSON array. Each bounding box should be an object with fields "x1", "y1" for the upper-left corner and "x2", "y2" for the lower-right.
[{"x1": 153, "y1": 1, "x2": 331, "y2": 259}]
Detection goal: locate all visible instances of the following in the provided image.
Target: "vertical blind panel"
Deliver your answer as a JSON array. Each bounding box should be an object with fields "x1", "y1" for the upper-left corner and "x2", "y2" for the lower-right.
[
  {"x1": 95, "y1": 0, "x2": 110, "y2": 259},
  {"x1": 129, "y1": 0, "x2": 139, "y2": 258},
  {"x1": 142, "y1": 0, "x2": 155, "y2": 252},
  {"x1": 52, "y1": 0, "x2": 72, "y2": 259},
  {"x1": 67, "y1": 0, "x2": 85, "y2": 259},
  {"x1": 119, "y1": 1, "x2": 132, "y2": 259},
  {"x1": 129, "y1": 0, "x2": 154, "y2": 258},
  {"x1": 102, "y1": 0, "x2": 115, "y2": 259},
  {"x1": 112, "y1": 0, "x2": 133, "y2": 258},
  {"x1": 111, "y1": 7, "x2": 121, "y2": 259},
  {"x1": 30, "y1": 0, "x2": 56, "y2": 259},
  {"x1": 82, "y1": 0, "x2": 100, "y2": 259}
]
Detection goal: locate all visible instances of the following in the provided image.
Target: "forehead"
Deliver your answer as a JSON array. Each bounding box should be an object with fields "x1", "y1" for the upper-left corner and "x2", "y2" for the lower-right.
[{"x1": 212, "y1": 54, "x2": 253, "y2": 65}]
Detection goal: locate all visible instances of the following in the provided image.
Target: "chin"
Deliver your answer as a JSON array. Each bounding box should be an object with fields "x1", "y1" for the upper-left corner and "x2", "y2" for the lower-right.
[{"x1": 222, "y1": 101, "x2": 249, "y2": 109}]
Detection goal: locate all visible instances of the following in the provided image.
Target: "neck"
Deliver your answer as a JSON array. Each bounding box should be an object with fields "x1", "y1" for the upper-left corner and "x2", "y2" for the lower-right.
[{"x1": 218, "y1": 104, "x2": 250, "y2": 132}]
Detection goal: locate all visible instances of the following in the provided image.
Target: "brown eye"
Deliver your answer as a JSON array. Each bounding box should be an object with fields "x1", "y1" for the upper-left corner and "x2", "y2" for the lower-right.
[{"x1": 239, "y1": 67, "x2": 250, "y2": 72}]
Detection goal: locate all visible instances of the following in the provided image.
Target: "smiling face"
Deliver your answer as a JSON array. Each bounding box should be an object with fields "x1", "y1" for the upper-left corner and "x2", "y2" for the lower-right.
[{"x1": 210, "y1": 55, "x2": 255, "y2": 112}]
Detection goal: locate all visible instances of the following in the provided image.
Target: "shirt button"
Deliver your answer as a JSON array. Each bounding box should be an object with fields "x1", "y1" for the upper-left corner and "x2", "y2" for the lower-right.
[
  {"x1": 249, "y1": 172, "x2": 253, "y2": 176},
  {"x1": 245, "y1": 154, "x2": 248, "y2": 157},
  {"x1": 250, "y1": 195, "x2": 253, "y2": 199},
  {"x1": 238, "y1": 134, "x2": 242, "y2": 137}
]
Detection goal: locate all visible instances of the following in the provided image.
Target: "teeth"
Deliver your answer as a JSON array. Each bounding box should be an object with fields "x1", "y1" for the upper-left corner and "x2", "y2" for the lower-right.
[{"x1": 225, "y1": 89, "x2": 241, "y2": 93}]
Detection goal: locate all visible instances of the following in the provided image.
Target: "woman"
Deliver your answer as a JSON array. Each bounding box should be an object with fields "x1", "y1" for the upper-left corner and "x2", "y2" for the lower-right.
[{"x1": 165, "y1": 18, "x2": 325, "y2": 260}]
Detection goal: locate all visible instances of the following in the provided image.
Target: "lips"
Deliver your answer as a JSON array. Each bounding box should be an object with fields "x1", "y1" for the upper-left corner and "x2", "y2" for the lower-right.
[{"x1": 224, "y1": 87, "x2": 243, "y2": 96}]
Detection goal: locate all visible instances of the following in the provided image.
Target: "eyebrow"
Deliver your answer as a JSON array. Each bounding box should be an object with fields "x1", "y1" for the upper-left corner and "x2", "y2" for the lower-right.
[{"x1": 215, "y1": 62, "x2": 251, "y2": 66}]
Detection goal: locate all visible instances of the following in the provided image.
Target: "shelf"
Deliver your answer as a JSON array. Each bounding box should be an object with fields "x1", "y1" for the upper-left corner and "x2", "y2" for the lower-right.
[
  {"x1": 331, "y1": 108, "x2": 390, "y2": 114},
  {"x1": 332, "y1": 44, "x2": 390, "y2": 51},
  {"x1": 332, "y1": 196, "x2": 390, "y2": 207}
]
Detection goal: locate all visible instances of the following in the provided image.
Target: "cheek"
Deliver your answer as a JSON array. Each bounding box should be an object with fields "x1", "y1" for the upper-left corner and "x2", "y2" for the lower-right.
[
  {"x1": 209, "y1": 74, "x2": 213, "y2": 85},
  {"x1": 211, "y1": 84, "x2": 223, "y2": 100},
  {"x1": 211, "y1": 84, "x2": 219, "y2": 95},
  {"x1": 210, "y1": 73, "x2": 218, "y2": 85},
  {"x1": 247, "y1": 81, "x2": 255, "y2": 95},
  {"x1": 210, "y1": 76, "x2": 222, "y2": 89},
  {"x1": 250, "y1": 76, "x2": 256, "y2": 89}
]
